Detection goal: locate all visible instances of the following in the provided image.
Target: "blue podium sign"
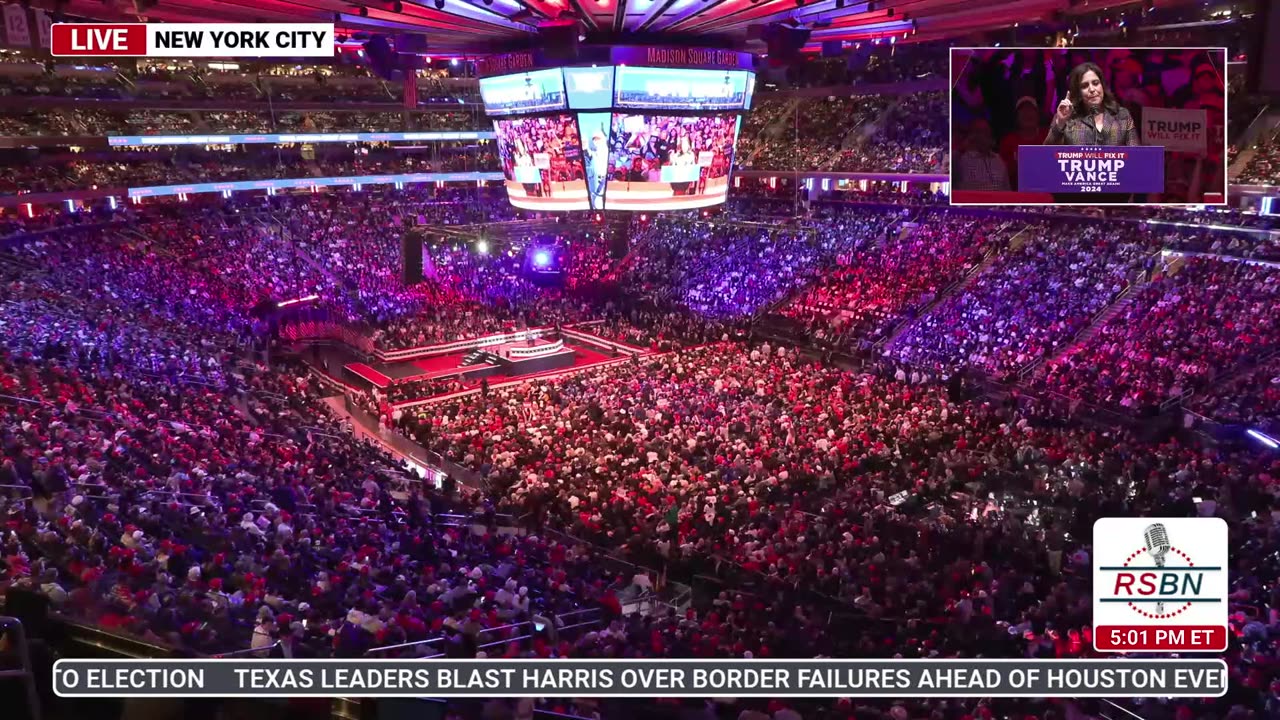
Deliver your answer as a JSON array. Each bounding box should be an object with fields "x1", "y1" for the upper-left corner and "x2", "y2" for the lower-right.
[{"x1": 1018, "y1": 146, "x2": 1165, "y2": 194}]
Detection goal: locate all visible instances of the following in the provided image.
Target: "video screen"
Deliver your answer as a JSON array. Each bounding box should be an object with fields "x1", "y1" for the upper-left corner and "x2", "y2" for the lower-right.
[
  {"x1": 604, "y1": 113, "x2": 740, "y2": 210},
  {"x1": 950, "y1": 47, "x2": 1227, "y2": 206},
  {"x1": 479, "y1": 69, "x2": 567, "y2": 116},
  {"x1": 564, "y1": 66, "x2": 616, "y2": 109},
  {"x1": 493, "y1": 114, "x2": 588, "y2": 211},
  {"x1": 576, "y1": 112, "x2": 612, "y2": 211},
  {"x1": 614, "y1": 67, "x2": 752, "y2": 111}
]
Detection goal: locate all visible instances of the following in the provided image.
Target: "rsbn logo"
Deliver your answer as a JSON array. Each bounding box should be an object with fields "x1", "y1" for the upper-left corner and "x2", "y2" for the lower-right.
[
  {"x1": 1093, "y1": 517, "x2": 1228, "y2": 652},
  {"x1": 1105, "y1": 522, "x2": 1218, "y2": 619}
]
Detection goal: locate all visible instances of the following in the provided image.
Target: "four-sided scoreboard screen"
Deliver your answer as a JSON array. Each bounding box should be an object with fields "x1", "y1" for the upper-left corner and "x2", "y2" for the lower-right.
[{"x1": 479, "y1": 48, "x2": 754, "y2": 212}]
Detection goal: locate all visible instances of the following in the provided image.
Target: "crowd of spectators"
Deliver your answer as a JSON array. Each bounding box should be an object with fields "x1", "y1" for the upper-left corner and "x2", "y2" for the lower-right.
[
  {"x1": 403, "y1": 341, "x2": 1277, "y2": 720},
  {"x1": 0, "y1": 108, "x2": 487, "y2": 138},
  {"x1": 1236, "y1": 122, "x2": 1280, "y2": 187},
  {"x1": 0, "y1": 59, "x2": 477, "y2": 106},
  {"x1": 783, "y1": 213, "x2": 1005, "y2": 344},
  {"x1": 0, "y1": 188, "x2": 1275, "y2": 720},
  {"x1": 0, "y1": 149, "x2": 500, "y2": 195},
  {"x1": 736, "y1": 96, "x2": 891, "y2": 171},
  {"x1": 735, "y1": 92, "x2": 944, "y2": 174},
  {"x1": 625, "y1": 208, "x2": 901, "y2": 318},
  {"x1": 774, "y1": 44, "x2": 950, "y2": 88},
  {"x1": 889, "y1": 221, "x2": 1157, "y2": 379},
  {"x1": 1189, "y1": 354, "x2": 1280, "y2": 428},
  {"x1": 1031, "y1": 256, "x2": 1280, "y2": 413},
  {"x1": 830, "y1": 92, "x2": 948, "y2": 173}
]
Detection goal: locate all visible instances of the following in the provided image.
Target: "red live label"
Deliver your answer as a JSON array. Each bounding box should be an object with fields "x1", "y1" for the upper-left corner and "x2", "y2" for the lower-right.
[
  {"x1": 51, "y1": 24, "x2": 147, "y2": 56},
  {"x1": 1096, "y1": 625, "x2": 1227, "y2": 652}
]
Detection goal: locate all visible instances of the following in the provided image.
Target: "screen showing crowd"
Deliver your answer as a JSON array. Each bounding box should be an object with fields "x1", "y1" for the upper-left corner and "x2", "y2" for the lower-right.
[
  {"x1": 603, "y1": 113, "x2": 740, "y2": 210},
  {"x1": 479, "y1": 69, "x2": 568, "y2": 116},
  {"x1": 614, "y1": 67, "x2": 754, "y2": 111},
  {"x1": 493, "y1": 114, "x2": 588, "y2": 211},
  {"x1": 949, "y1": 47, "x2": 1227, "y2": 206}
]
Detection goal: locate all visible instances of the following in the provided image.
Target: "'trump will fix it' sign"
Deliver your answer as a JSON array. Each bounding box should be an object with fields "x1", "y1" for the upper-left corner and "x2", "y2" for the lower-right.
[{"x1": 1018, "y1": 146, "x2": 1165, "y2": 194}]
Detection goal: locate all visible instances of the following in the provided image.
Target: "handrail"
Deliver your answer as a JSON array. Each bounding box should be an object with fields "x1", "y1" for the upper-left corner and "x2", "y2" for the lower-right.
[
  {"x1": 477, "y1": 634, "x2": 531, "y2": 650},
  {"x1": 364, "y1": 636, "x2": 445, "y2": 657},
  {"x1": 1017, "y1": 280, "x2": 1138, "y2": 381},
  {"x1": 364, "y1": 620, "x2": 532, "y2": 657},
  {"x1": 533, "y1": 709, "x2": 599, "y2": 720},
  {"x1": 214, "y1": 640, "x2": 280, "y2": 658},
  {"x1": 554, "y1": 608, "x2": 600, "y2": 620}
]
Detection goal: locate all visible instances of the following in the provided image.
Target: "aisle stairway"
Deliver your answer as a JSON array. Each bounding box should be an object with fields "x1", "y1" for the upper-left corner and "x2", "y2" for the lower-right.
[
  {"x1": 1018, "y1": 287, "x2": 1138, "y2": 382},
  {"x1": 879, "y1": 238, "x2": 1006, "y2": 352}
]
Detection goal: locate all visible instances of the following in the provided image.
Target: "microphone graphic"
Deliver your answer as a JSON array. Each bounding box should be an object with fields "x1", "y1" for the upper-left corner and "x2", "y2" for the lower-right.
[{"x1": 1143, "y1": 523, "x2": 1171, "y2": 614}]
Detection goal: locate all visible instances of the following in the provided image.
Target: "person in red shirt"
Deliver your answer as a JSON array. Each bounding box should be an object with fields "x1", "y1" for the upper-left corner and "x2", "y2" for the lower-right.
[{"x1": 999, "y1": 96, "x2": 1048, "y2": 190}]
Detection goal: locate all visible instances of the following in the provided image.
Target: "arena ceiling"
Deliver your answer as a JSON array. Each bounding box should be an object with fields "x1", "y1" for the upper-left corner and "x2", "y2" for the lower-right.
[{"x1": 50, "y1": 0, "x2": 1170, "y2": 53}]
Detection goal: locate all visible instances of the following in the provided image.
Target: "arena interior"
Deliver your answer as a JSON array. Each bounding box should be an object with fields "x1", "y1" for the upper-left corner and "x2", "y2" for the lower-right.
[{"x1": 0, "y1": 1, "x2": 1278, "y2": 720}]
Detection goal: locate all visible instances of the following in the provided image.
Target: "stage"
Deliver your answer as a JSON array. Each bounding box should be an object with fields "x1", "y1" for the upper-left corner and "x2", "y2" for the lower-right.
[{"x1": 320, "y1": 332, "x2": 626, "y2": 401}]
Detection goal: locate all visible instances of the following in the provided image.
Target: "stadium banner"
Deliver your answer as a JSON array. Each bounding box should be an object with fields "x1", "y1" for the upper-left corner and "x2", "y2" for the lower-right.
[
  {"x1": 50, "y1": 23, "x2": 334, "y2": 57},
  {"x1": 106, "y1": 131, "x2": 495, "y2": 147},
  {"x1": 1140, "y1": 106, "x2": 1209, "y2": 155},
  {"x1": 51, "y1": 659, "x2": 1228, "y2": 698},
  {"x1": 1017, "y1": 146, "x2": 1165, "y2": 194},
  {"x1": 476, "y1": 50, "x2": 539, "y2": 78},
  {"x1": 610, "y1": 46, "x2": 754, "y2": 71},
  {"x1": 4, "y1": 3, "x2": 31, "y2": 47},
  {"x1": 126, "y1": 171, "x2": 503, "y2": 199},
  {"x1": 32, "y1": 7, "x2": 51, "y2": 49}
]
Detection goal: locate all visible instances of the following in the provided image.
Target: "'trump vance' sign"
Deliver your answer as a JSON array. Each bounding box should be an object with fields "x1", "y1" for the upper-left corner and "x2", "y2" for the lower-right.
[
  {"x1": 1093, "y1": 517, "x2": 1228, "y2": 652},
  {"x1": 1018, "y1": 146, "x2": 1165, "y2": 194}
]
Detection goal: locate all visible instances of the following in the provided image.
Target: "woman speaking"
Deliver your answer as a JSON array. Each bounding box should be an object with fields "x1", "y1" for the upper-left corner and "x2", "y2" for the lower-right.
[
  {"x1": 1044, "y1": 61, "x2": 1141, "y2": 203},
  {"x1": 1045, "y1": 61, "x2": 1139, "y2": 146}
]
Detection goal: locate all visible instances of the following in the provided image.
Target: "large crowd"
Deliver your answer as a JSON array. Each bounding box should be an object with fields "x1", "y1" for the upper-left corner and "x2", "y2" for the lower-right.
[
  {"x1": 0, "y1": 108, "x2": 487, "y2": 138},
  {"x1": 736, "y1": 96, "x2": 892, "y2": 172},
  {"x1": 1237, "y1": 122, "x2": 1280, "y2": 187},
  {"x1": 888, "y1": 221, "x2": 1157, "y2": 380},
  {"x1": 0, "y1": 187, "x2": 1274, "y2": 720},
  {"x1": 782, "y1": 213, "x2": 1006, "y2": 344},
  {"x1": 624, "y1": 207, "x2": 903, "y2": 318},
  {"x1": 0, "y1": 149, "x2": 500, "y2": 195},
  {"x1": 1031, "y1": 256, "x2": 1280, "y2": 414},
  {"x1": 0, "y1": 60, "x2": 476, "y2": 106},
  {"x1": 2, "y1": 17, "x2": 1280, "y2": 716},
  {"x1": 736, "y1": 92, "x2": 948, "y2": 174}
]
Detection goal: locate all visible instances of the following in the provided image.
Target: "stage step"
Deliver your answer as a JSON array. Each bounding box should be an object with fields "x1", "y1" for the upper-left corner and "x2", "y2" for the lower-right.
[{"x1": 460, "y1": 349, "x2": 493, "y2": 366}]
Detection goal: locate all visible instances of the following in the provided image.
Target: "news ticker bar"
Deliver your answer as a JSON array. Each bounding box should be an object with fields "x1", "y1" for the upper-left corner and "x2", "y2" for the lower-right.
[
  {"x1": 107, "y1": 132, "x2": 496, "y2": 147},
  {"x1": 53, "y1": 23, "x2": 334, "y2": 58},
  {"x1": 126, "y1": 171, "x2": 505, "y2": 199},
  {"x1": 53, "y1": 659, "x2": 1228, "y2": 698}
]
